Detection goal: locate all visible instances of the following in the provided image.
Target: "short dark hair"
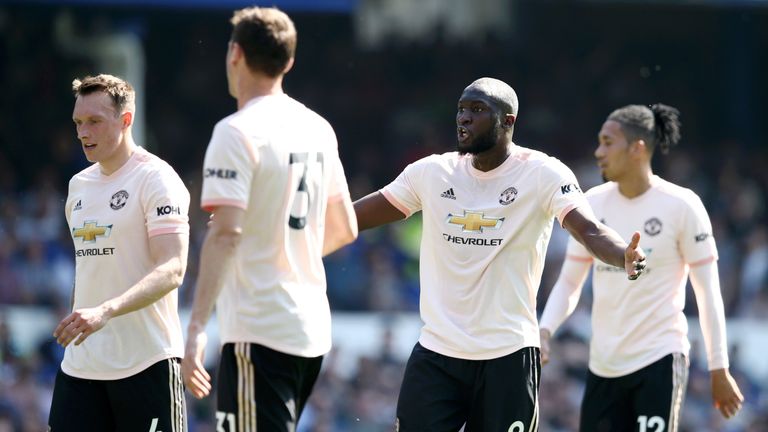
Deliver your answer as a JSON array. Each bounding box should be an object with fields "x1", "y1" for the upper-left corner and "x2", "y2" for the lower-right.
[
  {"x1": 71, "y1": 74, "x2": 135, "y2": 116},
  {"x1": 230, "y1": 6, "x2": 296, "y2": 78},
  {"x1": 607, "y1": 104, "x2": 681, "y2": 155},
  {"x1": 465, "y1": 77, "x2": 519, "y2": 116}
]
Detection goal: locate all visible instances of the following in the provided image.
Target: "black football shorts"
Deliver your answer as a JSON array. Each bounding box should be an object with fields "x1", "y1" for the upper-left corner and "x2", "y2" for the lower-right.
[
  {"x1": 48, "y1": 357, "x2": 186, "y2": 432},
  {"x1": 580, "y1": 353, "x2": 689, "y2": 432},
  {"x1": 396, "y1": 343, "x2": 541, "y2": 431}
]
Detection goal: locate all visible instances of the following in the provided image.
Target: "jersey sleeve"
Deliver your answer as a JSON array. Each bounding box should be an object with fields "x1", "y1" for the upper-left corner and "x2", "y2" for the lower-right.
[
  {"x1": 679, "y1": 191, "x2": 718, "y2": 266},
  {"x1": 144, "y1": 167, "x2": 191, "y2": 238},
  {"x1": 65, "y1": 178, "x2": 76, "y2": 227},
  {"x1": 541, "y1": 158, "x2": 590, "y2": 225},
  {"x1": 539, "y1": 255, "x2": 593, "y2": 334},
  {"x1": 323, "y1": 127, "x2": 351, "y2": 203},
  {"x1": 380, "y1": 158, "x2": 427, "y2": 218},
  {"x1": 200, "y1": 122, "x2": 257, "y2": 212}
]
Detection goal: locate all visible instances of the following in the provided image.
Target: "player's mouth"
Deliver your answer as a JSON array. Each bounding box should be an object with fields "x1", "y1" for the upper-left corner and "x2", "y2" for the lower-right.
[
  {"x1": 83, "y1": 143, "x2": 97, "y2": 152},
  {"x1": 457, "y1": 127, "x2": 470, "y2": 142}
]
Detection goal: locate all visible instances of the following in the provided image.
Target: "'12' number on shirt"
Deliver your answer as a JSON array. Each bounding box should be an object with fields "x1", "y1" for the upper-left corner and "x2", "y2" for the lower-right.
[{"x1": 637, "y1": 415, "x2": 665, "y2": 432}]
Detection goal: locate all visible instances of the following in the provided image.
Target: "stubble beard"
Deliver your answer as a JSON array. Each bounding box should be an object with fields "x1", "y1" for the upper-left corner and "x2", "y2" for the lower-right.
[{"x1": 458, "y1": 121, "x2": 500, "y2": 156}]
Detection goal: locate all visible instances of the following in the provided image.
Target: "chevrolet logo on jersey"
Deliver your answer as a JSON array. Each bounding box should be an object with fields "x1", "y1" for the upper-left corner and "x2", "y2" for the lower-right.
[
  {"x1": 72, "y1": 221, "x2": 112, "y2": 243},
  {"x1": 446, "y1": 211, "x2": 504, "y2": 233}
]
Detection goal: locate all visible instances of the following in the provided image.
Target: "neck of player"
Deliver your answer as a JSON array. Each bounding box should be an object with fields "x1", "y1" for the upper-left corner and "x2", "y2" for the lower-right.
[
  {"x1": 236, "y1": 74, "x2": 284, "y2": 110},
  {"x1": 100, "y1": 135, "x2": 137, "y2": 176},
  {"x1": 472, "y1": 142, "x2": 513, "y2": 172},
  {"x1": 617, "y1": 165, "x2": 653, "y2": 199}
]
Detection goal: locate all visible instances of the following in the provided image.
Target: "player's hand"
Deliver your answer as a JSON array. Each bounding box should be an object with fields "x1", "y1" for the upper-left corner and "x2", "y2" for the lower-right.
[
  {"x1": 625, "y1": 231, "x2": 646, "y2": 280},
  {"x1": 53, "y1": 305, "x2": 111, "y2": 347},
  {"x1": 711, "y1": 368, "x2": 744, "y2": 419},
  {"x1": 182, "y1": 330, "x2": 212, "y2": 399},
  {"x1": 540, "y1": 328, "x2": 552, "y2": 365}
]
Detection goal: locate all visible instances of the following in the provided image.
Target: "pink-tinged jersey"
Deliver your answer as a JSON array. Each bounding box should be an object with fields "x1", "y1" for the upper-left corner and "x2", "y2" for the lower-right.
[
  {"x1": 63, "y1": 147, "x2": 190, "y2": 380},
  {"x1": 201, "y1": 94, "x2": 350, "y2": 357},
  {"x1": 382, "y1": 146, "x2": 589, "y2": 360},
  {"x1": 563, "y1": 176, "x2": 722, "y2": 377}
]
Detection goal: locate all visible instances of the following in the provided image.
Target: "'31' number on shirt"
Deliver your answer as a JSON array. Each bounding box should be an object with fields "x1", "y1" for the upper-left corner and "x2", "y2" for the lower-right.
[
  {"x1": 289, "y1": 152, "x2": 324, "y2": 230},
  {"x1": 215, "y1": 411, "x2": 235, "y2": 432}
]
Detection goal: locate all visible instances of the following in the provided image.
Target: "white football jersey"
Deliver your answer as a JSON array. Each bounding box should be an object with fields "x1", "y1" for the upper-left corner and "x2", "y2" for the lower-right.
[
  {"x1": 201, "y1": 94, "x2": 350, "y2": 357},
  {"x1": 62, "y1": 147, "x2": 190, "y2": 380},
  {"x1": 382, "y1": 146, "x2": 589, "y2": 360},
  {"x1": 566, "y1": 175, "x2": 720, "y2": 377}
]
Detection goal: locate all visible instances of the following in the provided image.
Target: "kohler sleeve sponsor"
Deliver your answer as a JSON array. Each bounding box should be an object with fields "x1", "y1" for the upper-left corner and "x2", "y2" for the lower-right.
[{"x1": 156, "y1": 205, "x2": 182, "y2": 216}]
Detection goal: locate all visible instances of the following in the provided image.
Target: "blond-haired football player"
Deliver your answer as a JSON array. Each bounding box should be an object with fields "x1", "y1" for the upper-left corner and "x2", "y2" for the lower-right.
[{"x1": 49, "y1": 74, "x2": 189, "y2": 432}]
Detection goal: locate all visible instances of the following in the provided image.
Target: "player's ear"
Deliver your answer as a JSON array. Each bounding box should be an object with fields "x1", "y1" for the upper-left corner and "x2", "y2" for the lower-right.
[
  {"x1": 282, "y1": 57, "x2": 295, "y2": 75},
  {"x1": 632, "y1": 139, "x2": 648, "y2": 156},
  {"x1": 228, "y1": 41, "x2": 244, "y2": 65},
  {"x1": 503, "y1": 113, "x2": 516, "y2": 128},
  {"x1": 121, "y1": 111, "x2": 133, "y2": 128}
]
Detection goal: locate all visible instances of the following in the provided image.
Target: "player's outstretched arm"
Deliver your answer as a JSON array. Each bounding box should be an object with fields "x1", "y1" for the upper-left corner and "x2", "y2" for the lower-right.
[
  {"x1": 323, "y1": 194, "x2": 358, "y2": 256},
  {"x1": 562, "y1": 207, "x2": 646, "y2": 280},
  {"x1": 182, "y1": 205, "x2": 245, "y2": 399},
  {"x1": 54, "y1": 232, "x2": 188, "y2": 347},
  {"x1": 353, "y1": 191, "x2": 406, "y2": 231}
]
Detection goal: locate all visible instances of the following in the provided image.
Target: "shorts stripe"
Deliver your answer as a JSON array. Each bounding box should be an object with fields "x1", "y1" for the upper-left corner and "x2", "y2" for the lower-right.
[
  {"x1": 528, "y1": 349, "x2": 540, "y2": 432},
  {"x1": 668, "y1": 353, "x2": 688, "y2": 432},
  {"x1": 166, "y1": 359, "x2": 185, "y2": 432},
  {"x1": 175, "y1": 360, "x2": 185, "y2": 432},
  {"x1": 236, "y1": 343, "x2": 256, "y2": 432}
]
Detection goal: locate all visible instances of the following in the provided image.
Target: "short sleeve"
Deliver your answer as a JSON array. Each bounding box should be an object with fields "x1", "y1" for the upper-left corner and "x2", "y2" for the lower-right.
[
  {"x1": 144, "y1": 168, "x2": 190, "y2": 238},
  {"x1": 541, "y1": 158, "x2": 590, "y2": 225},
  {"x1": 200, "y1": 122, "x2": 256, "y2": 212},
  {"x1": 322, "y1": 128, "x2": 351, "y2": 203},
  {"x1": 380, "y1": 159, "x2": 426, "y2": 218},
  {"x1": 679, "y1": 192, "x2": 718, "y2": 265},
  {"x1": 65, "y1": 178, "x2": 75, "y2": 227}
]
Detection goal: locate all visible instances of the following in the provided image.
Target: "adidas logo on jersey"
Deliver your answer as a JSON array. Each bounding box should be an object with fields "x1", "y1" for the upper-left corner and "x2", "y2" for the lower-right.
[
  {"x1": 73, "y1": 200, "x2": 82, "y2": 211},
  {"x1": 441, "y1": 188, "x2": 456, "y2": 200}
]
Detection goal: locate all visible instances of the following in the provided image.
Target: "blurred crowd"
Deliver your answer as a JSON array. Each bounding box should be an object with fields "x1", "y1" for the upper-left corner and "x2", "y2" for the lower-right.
[{"x1": 1, "y1": 3, "x2": 767, "y2": 431}]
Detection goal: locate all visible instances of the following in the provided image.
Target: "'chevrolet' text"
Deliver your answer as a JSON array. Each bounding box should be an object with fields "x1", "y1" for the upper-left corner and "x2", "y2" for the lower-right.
[
  {"x1": 442, "y1": 233, "x2": 503, "y2": 246},
  {"x1": 75, "y1": 247, "x2": 115, "y2": 257}
]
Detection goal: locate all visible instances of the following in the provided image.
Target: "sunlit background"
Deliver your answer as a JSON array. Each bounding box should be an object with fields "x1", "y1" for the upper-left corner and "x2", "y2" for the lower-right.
[{"x1": 0, "y1": 0, "x2": 766, "y2": 430}]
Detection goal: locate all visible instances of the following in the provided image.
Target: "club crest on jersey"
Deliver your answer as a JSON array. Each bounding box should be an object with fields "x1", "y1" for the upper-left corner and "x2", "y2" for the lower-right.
[
  {"x1": 644, "y1": 217, "x2": 662, "y2": 236},
  {"x1": 72, "y1": 221, "x2": 112, "y2": 243},
  {"x1": 446, "y1": 211, "x2": 504, "y2": 233},
  {"x1": 110, "y1": 190, "x2": 129, "y2": 210},
  {"x1": 499, "y1": 186, "x2": 518, "y2": 205}
]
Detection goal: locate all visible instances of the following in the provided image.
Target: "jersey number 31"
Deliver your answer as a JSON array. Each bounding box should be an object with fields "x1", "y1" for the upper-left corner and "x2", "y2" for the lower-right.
[{"x1": 289, "y1": 152, "x2": 324, "y2": 230}]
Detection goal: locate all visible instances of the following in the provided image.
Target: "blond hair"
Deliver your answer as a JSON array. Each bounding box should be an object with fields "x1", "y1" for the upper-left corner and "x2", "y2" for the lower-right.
[{"x1": 72, "y1": 74, "x2": 136, "y2": 116}]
